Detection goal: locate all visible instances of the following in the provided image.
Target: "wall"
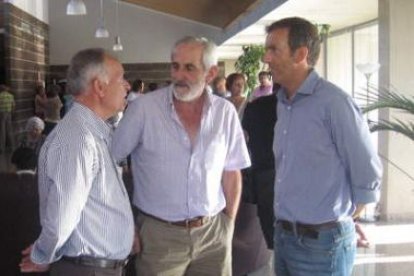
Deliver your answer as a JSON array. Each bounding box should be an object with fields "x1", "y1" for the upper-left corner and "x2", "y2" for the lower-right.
[
  {"x1": 378, "y1": 0, "x2": 414, "y2": 221},
  {"x1": 1, "y1": 3, "x2": 49, "y2": 135},
  {"x1": 49, "y1": 0, "x2": 221, "y2": 65},
  {"x1": 5, "y1": 0, "x2": 48, "y2": 23}
]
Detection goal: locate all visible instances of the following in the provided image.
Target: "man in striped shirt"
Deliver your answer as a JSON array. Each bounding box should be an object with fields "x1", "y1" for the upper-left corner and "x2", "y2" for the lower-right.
[{"x1": 20, "y1": 48, "x2": 134, "y2": 276}]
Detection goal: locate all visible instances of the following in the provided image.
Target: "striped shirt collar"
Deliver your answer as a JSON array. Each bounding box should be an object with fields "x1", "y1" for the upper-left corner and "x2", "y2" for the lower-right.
[{"x1": 71, "y1": 102, "x2": 112, "y2": 143}]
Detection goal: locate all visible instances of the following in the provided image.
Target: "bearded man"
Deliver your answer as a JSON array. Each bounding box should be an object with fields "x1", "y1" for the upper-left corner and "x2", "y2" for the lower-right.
[{"x1": 112, "y1": 36, "x2": 250, "y2": 276}]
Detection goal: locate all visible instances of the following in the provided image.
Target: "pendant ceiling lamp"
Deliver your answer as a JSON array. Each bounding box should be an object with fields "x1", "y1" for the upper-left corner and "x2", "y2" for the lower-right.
[
  {"x1": 113, "y1": 0, "x2": 123, "y2": 51},
  {"x1": 95, "y1": 0, "x2": 109, "y2": 38},
  {"x1": 66, "y1": 0, "x2": 87, "y2": 15}
]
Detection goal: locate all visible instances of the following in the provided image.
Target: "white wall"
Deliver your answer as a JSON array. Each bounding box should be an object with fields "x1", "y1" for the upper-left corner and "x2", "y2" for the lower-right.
[
  {"x1": 6, "y1": 0, "x2": 48, "y2": 23},
  {"x1": 379, "y1": 0, "x2": 414, "y2": 221},
  {"x1": 49, "y1": 0, "x2": 221, "y2": 65}
]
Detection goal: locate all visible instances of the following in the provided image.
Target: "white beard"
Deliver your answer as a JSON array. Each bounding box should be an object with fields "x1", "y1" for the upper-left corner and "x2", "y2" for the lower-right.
[{"x1": 173, "y1": 83, "x2": 204, "y2": 102}]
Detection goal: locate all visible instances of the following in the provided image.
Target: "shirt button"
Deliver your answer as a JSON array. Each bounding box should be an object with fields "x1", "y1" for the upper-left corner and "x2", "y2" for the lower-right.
[
  {"x1": 283, "y1": 154, "x2": 286, "y2": 159},
  {"x1": 277, "y1": 179, "x2": 281, "y2": 183},
  {"x1": 283, "y1": 130, "x2": 287, "y2": 135},
  {"x1": 287, "y1": 106, "x2": 291, "y2": 110}
]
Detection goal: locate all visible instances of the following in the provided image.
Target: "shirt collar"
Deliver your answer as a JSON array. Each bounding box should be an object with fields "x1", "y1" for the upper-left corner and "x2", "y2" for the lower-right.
[
  {"x1": 277, "y1": 69, "x2": 320, "y2": 103},
  {"x1": 72, "y1": 102, "x2": 112, "y2": 142}
]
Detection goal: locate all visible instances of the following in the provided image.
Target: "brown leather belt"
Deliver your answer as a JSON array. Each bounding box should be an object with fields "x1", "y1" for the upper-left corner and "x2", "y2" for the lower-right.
[
  {"x1": 62, "y1": 256, "x2": 128, "y2": 269},
  {"x1": 277, "y1": 219, "x2": 340, "y2": 239},
  {"x1": 141, "y1": 211, "x2": 209, "y2": 228}
]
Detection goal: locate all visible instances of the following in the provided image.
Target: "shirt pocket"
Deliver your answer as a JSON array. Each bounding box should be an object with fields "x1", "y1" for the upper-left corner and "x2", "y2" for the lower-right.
[{"x1": 204, "y1": 134, "x2": 226, "y2": 170}]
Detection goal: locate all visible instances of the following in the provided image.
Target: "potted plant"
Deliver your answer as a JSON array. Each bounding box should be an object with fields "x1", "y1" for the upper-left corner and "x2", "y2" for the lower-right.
[
  {"x1": 364, "y1": 87, "x2": 414, "y2": 141},
  {"x1": 235, "y1": 45, "x2": 265, "y2": 93}
]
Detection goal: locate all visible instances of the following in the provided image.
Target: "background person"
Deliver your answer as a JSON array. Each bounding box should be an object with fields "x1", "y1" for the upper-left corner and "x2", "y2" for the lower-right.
[
  {"x1": 0, "y1": 84, "x2": 15, "y2": 153},
  {"x1": 226, "y1": 73, "x2": 248, "y2": 119},
  {"x1": 18, "y1": 116, "x2": 46, "y2": 158},
  {"x1": 43, "y1": 84, "x2": 63, "y2": 136},
  {"x1": 127, "y1": 79, "x2": 144, "y2": 103},
  {"x1": 212, "y1": 76, "x2": 229, "y2": 97},
  {"x1": 250, "y1": 71, "x2": 273, "y2": 101}
]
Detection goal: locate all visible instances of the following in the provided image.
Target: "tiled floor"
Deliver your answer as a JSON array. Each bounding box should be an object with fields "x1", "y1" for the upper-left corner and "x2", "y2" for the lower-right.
[
  {"x1": 1, "y1": 153, "x2": 413, "y2": 276},
  {"x1": 249, "y1": 222, "x2": 414, "y2": 276},
  {"x1": 353, "y1": 222, "x2": 414, "y2": 276}
]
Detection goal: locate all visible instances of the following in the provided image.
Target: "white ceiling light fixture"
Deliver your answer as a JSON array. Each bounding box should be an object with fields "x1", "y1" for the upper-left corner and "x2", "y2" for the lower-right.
[
  {"x1": 113, "y1": 0, "x2": 123, "y2": 51},
  {"x1": 95, "y1": 0, "x2": 109, "y2": 38},
  {"x1": 66, "y1": 0, "x2": 87, "y2": 15}
]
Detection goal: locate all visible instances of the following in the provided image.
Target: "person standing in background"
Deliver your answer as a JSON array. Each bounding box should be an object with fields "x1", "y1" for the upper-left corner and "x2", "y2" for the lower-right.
[
  {"x1": 250, "y1": 71, "x2": 273, "y2": 101},
  {"x1": 0, "y1": 84, "x2": 15, "y2": 153}
]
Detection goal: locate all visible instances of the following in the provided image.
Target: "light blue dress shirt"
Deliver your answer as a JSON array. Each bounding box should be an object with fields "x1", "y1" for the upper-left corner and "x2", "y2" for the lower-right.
[
  {"x1": 274, "y1": 70, "x2": 382, "y2": 224},
  {"x1": 112, "y1": 86, "x2": 251, "y2": 222},
  {"x1": 31, "y1": 103, "x2": 134, "y2": 264}
]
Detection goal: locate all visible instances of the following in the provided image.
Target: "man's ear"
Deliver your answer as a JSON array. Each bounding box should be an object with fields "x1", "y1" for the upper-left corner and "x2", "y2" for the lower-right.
[
  {"x1": 206, "y1": 65, "x2": 218, "y2": 84},
  {"x1": 293, "y1": 46, "x2": 308, "y2": 64},
  {"x1": 92, "y1": 77, "x2": 105, "y2": 98}
]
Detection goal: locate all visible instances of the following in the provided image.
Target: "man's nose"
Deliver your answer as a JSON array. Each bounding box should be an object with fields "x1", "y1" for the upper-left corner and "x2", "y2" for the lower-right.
[
  {"x1": 262, "y1": 51, "x2": 270, "y2": 63},
  {"x1": 124, "y1": 79, "x2": 131, "y2": 91}
]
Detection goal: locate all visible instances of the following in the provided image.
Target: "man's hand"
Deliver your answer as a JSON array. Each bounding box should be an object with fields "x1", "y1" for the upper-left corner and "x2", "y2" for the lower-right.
[
  {"x1": 130, "y1": 228, "x2": 141, "y2": 254},
  {"x1": 352, "y1": 204, "x2": 366, "y2": 220},
  {"x1": 19, "y1": 244, "x2": 50, "y2": 273},
  {"x1": 221, "y1": 170, "x2": 242, "y2": 220}
]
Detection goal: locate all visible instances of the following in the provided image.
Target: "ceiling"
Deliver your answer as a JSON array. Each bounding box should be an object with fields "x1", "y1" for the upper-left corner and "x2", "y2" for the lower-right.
[
  {"x1": 218, "y1": 0, "x2": 378, "y2": 59},
  {"x1": 121, "y1": 0, "x2": 378, "y2": 60},
  {"x1": 122, "y1": 0, "x2": 262, "y2": 28}
]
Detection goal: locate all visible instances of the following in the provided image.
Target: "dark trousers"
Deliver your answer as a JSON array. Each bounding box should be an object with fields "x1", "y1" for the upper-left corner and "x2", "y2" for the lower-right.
[
  {"x1": 0, "y1": 111, "x2": 14, "y2": 152},
  {"x1": 251, "y1": 169, "x2": 275, "y2": 249},
  {"x1": 51, "y1": 259, "x2": 123, "y2": 276}
]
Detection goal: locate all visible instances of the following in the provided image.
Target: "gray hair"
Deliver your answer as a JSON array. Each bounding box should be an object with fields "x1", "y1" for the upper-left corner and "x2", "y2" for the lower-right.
[
  {"x1": 25, "y1": 116, "x2": 45, "y2": 132},
  {"x1": 66, "y1": 48, "x2": 109, "y2": 96},
  {"x1": 172, "y1": 36, "x2": 218, "y2": 70}
]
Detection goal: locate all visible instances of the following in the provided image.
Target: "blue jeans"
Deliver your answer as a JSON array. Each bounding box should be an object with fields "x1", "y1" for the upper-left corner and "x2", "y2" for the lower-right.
[{"x1": 274, "y1": 219, "x2": 356, "y2": 276}]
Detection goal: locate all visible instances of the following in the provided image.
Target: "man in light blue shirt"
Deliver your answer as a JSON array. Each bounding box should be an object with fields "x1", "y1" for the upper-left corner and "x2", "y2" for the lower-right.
[
  {"x1": 263, "y1": 17, "x2": 382, "y2": 276},
  {"x1": 112, "y1": 36, "x2": 251, "y2": 275},
  {"x1": 19, "y1": 48, "x2": 134, "y2": 276}
]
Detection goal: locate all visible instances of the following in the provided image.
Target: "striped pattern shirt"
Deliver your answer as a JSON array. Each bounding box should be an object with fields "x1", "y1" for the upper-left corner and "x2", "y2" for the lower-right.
[
  {"x1": 112, "y1": 86, "x2": 251, "y2": 221},
  {"x1": 31, "y1": 102, "x2": 134, "y2": 264}
]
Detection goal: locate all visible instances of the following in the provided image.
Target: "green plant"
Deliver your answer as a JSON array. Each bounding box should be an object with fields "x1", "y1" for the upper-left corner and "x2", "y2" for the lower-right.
[
  {"x1": 363, "y1": 87, "x2": 414, "y2": 141},
  {"x1": 235, "y1": 45, "x2": 265, "y2": 93}
]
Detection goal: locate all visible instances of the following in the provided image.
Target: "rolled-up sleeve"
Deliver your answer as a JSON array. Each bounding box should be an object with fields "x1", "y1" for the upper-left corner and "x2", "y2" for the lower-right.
[{"x1": 331, "y1": 96, "x2": 382, "y2": 204}]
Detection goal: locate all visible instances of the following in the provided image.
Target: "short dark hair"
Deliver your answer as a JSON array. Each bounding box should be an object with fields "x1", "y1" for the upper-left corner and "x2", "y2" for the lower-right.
[
  {"x1": 258, "y1": 71, "x2": 272, "y2": 79},
  {"x1": 46, "y1": 84, "x2": 61, "y2": 98},
  {"x1": 266, "y1": 17, "x2": 320, "y2": 67},
  {"x1": 131, "y1": 79, "x2": 144, "y2": 92},
  {"x1": 148, "y1": 82, "x2": 158, "y2": 91},
  {"x1": 11, "y1": 147, "x2": 37, "y2": 170},
  {"x1": 225, "y1": 73, "x2": 245, "y2": 91}
]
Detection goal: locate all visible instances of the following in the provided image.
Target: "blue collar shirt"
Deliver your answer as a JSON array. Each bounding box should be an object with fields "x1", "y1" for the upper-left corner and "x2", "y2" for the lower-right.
[{"x1": 274, "y1": 70, "x2": 382, "y2": 224}]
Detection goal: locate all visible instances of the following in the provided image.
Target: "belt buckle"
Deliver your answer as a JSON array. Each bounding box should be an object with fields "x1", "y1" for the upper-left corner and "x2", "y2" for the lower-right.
[{"x1": 186, "y1": 217, "x2": 204, "y2": 228}]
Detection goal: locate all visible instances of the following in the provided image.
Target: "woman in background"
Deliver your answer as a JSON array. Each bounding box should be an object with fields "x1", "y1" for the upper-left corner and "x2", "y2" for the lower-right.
[
  {"x1": 34, "y1": 84, "x2": 46, "y2": 119},
  {"x1": 43, "y1": 84, "x2": 63, "y2": 136},
  {"x1": 227, "y1": 73, "x2": 248, "y2": 119},
  {"x1": 19, "y1": 116, "x2": 45, "y2": 157}
]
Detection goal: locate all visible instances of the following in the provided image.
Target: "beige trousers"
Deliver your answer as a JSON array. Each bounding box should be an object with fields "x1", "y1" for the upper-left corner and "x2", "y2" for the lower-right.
[{"x1": 135, "y1": 212, "x2": 234, "y2": 276}]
